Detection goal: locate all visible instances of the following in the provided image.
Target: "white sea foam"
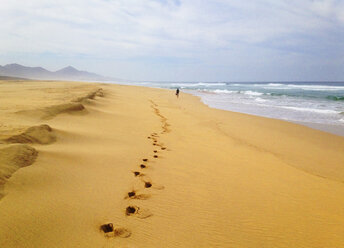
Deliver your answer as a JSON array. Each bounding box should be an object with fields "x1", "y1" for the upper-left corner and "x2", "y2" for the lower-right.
[
  {"x1": 285, "y1": 84, "x2": 344, "y2": 91},
  {"x1": 234, "y1": 83, "x2": 344, "y2": 91},
  {"x1": 282, "y1": 106, "x2": 340, "y2": 114},
  {"x1": 254, "y1": 97, "x2": 267, "y2": 102},
  {"x1": 242, "y1": 91, "x2": 264, "y2": 96},
  {"x1": 210, "y1": 89, "x2": 264, "y2": 96},
  {"x1": 168, "y1": 82, "x2": 344, "y2": 92},
  {"x1": 252, "y1": 83, "x2": 283, "y2": 87},
  {"x1": 262, "y1": 84, "x2": 344, "y2": 91},
  {"x1": 213, "y1": 89, "x2": 236, "y2": 94},
  {"x1": 171, "y1": 82, "x2": 226, "y2": 87},
  {"x1": 198, "y1": 82, "x2": 226, "y2": 86}
]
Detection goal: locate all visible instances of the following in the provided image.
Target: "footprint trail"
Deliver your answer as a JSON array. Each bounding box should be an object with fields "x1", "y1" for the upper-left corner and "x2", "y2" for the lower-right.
[{"x1": 105, "y1": 99, "x2": 171, "y2": 239}]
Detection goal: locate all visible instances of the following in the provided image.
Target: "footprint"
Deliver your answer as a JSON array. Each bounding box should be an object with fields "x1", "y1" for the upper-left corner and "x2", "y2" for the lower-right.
[
  {"x1": 100, "y1": 223, "x2": 131, "y2": 238},
  {"x1": 133, "y1": 171, "x2": 141, "y2": 176},
  {"x1": 125, "y1": 191, "x2": 151, "y2": 200},
  {"x1": 153, "y1": 155, "x2": 158, "y2": 158},
  {"x1": 100, "y1": 223, "x2": 114, "y2": 234},
  {"x1": 142, "y1": 159, "x2": 148, "y2": 162},
  {"x1": 161, "y1": 147, "x2": 166, "y2": 150},
  {"x1": 144, "y1": 182, "x2": 152, "y2": 188},
  {"x1": 126, "y1": 206, "x2": 152, "y2": 219},
  {"x1": 128, "y1": 191, "x2": 136, "y2": 197},
  {"x1": 143, "y1": 181, "x2": 164, "y2": 190},
  {"x1": 126, "y1": 206, "x2": 138, "y2": 215},
  {"x1": 141, "y1": 179, "x2": 164, "y2": 190},
  {"x1": 140, "y1": 164, "x2": 146, "y2": 169},
  {"x1": 153, "y1": 150, "x2": 157, "y2": 153}
]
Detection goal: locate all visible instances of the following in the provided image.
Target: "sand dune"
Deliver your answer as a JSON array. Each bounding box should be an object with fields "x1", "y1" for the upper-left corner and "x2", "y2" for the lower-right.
[
  {"x1": 4, "y1": 124, "x2": 56, "y2": 144},
  {"x1": 0, "y1": 81, "x2": 104, "y2": 201},
  {"x1": 72, "y1": 88, "x2": 104, "y2": 103},
  {"x1": 0, "y1": 144, "x2": 38, "y2": 199},
  {"x1": 15, "y1": 88, "x2": 105, "y2": 120},
  {"x1": 0, "y1": 80, "x2": 344, "y2": 247}
]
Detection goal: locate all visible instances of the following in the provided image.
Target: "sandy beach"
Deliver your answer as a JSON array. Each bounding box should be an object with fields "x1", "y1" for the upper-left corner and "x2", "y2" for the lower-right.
[{"x1": 1, "y1": 80, "x2": 344, "y2": 248}]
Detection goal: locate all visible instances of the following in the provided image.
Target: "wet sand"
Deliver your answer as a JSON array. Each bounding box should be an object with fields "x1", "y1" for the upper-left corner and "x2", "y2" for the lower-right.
[{"x1": 295, "y1": 121, "x2": 344, "y2": 137}]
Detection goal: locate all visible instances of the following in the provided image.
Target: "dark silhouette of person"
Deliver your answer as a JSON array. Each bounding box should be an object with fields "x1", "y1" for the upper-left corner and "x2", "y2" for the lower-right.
[{"x1": 176, "y1": 88, "x2": 180, "y2": 98}]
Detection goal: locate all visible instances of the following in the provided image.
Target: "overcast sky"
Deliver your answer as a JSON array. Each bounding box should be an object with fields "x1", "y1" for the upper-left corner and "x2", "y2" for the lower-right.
[{"x1": 0, "y1": 0, "x2": 343, "y2": 81}]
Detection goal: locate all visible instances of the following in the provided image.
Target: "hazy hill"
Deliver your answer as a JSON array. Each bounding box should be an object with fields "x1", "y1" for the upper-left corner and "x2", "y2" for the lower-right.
[
  {"x1": 0, "y1": 63, "x2": 123, "y2": 82},
  {"x1": 0, "y1": 75, "x2": 28, "y2": 80}
]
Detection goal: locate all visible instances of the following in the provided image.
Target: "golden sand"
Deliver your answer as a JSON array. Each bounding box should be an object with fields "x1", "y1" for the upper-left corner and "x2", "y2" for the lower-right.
[{"x1": 0, "y1": 80, "x2": 344, "y2": 247}]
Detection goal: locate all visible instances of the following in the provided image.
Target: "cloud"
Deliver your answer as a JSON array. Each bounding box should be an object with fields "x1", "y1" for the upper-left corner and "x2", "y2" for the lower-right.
[{"x1": 0, "y1": 0, "x2": 343, "y2": 81}]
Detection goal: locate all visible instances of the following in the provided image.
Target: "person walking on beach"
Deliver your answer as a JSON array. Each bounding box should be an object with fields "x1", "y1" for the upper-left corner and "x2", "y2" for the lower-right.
[{"x1": 176, "y1": 88, "x2": 180, "y2": 98}]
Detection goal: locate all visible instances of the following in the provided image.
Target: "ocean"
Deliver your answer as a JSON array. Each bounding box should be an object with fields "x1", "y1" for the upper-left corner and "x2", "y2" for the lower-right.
[{"x1": 121, "y1": 81, "x2": 344, "y2": 136}]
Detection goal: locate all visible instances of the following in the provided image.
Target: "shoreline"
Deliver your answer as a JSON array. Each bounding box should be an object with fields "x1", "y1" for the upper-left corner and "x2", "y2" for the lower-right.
[
  {"x1": 107, "y1": 83, "x2": 344, "y2": 137},
  {"x1": 116, "y1": 84, "x2": 344, "y2": 137},
  {"x1": 181, "y1": 89, "x2": 344, "y2": 137},
  {"x1": 294, "y1": 120, "x2": 344, "y2": 137},
  {"x1": 1, "y1": 80, "x2": 344, "y2": 247}
]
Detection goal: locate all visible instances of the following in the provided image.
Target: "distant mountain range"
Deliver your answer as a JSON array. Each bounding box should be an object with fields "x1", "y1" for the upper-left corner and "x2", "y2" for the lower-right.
[
  {"x1": 0, "y1": 75, "x2": 28, "y2": 80},
  {"x1": 0, "y1": 63, "x2": 124, "y2": 82}
]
